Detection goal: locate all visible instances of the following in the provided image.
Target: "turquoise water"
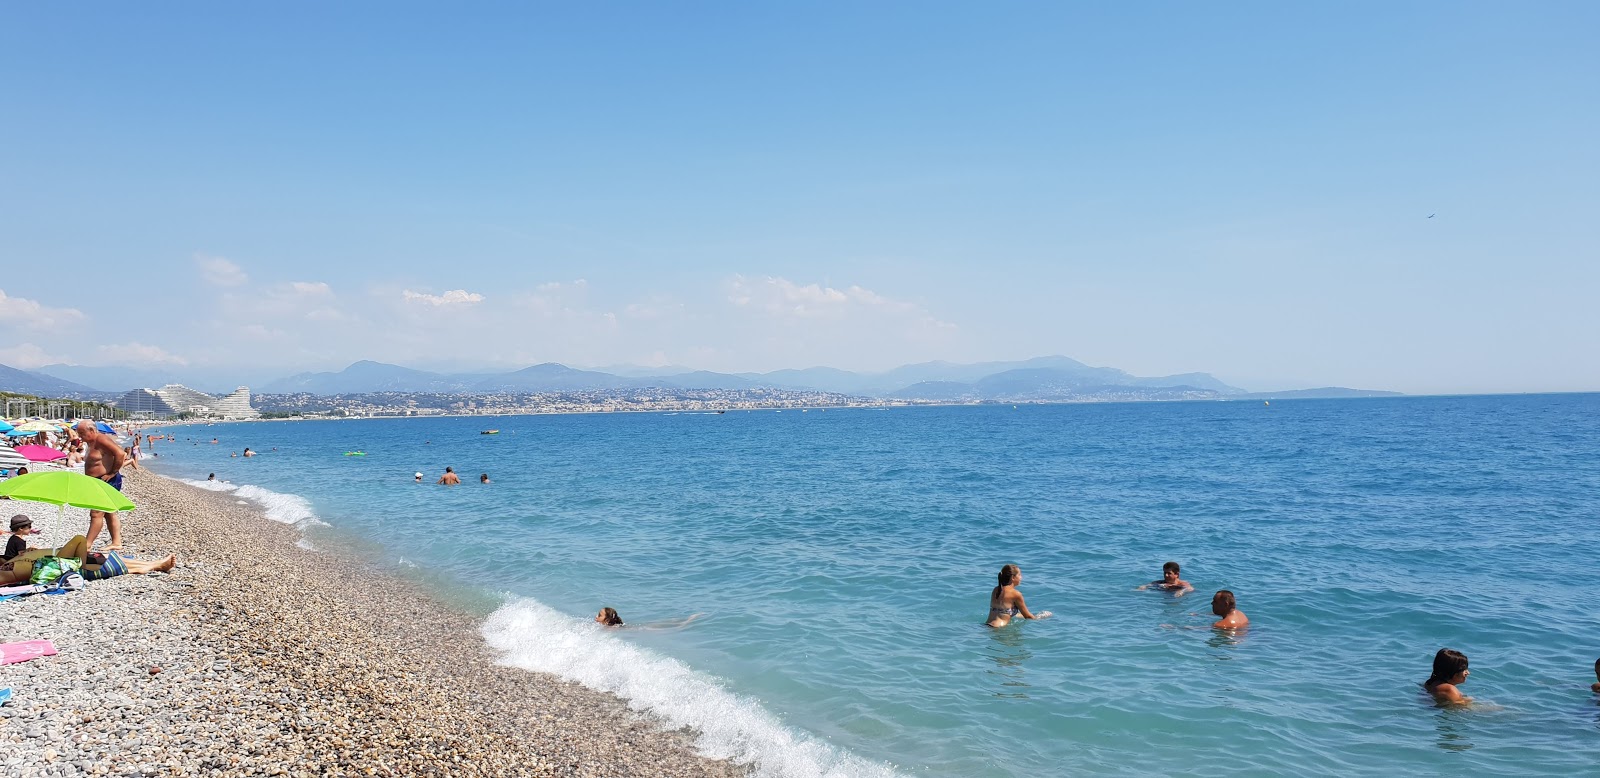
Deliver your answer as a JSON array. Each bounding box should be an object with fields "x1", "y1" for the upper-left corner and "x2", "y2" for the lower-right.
[{"x1": 148, "y1": 395, "x2": 1600, "y2": 776}]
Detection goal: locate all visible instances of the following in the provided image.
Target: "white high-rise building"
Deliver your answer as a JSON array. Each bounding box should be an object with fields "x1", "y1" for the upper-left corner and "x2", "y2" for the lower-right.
[{"x1": 114, "y1": 385, "x2": 261, "y2": 420}]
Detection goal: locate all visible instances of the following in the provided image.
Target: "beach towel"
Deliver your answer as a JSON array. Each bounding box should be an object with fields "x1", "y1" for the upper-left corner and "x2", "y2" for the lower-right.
[{"x1": 0, "y1": 640, "x2": 57, "y2": 665}]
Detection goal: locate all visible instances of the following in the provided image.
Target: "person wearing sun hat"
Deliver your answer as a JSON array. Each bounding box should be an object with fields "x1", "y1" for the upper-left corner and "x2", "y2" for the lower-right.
[{"x1": 4, "y1": 515, "x2": 33, "y2": 561}]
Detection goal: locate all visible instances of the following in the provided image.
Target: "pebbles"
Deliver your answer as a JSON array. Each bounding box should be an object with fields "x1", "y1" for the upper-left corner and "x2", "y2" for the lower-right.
[{"x1": 0, "y1": 471, "x2": 747, "y2": 777}]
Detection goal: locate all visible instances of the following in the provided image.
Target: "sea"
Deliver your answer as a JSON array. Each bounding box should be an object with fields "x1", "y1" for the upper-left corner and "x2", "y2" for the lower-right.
[{"x1": 143, "y1": 394, "x2": 1600, "y2": 777}]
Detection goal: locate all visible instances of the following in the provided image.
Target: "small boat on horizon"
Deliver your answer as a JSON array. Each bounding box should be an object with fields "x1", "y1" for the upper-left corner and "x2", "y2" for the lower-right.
[{"x1": 481, "y1": 430, "x2": 500, "y2": 435}]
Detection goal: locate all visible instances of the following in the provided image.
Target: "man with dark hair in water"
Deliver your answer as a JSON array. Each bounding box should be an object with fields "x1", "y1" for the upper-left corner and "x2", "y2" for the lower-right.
[
  {"x1": 75, "y1": 420, "x2": 128, "y2": 550},
  {"x1": 437, "y1": 466, "x2": 460, "y2": 486}
]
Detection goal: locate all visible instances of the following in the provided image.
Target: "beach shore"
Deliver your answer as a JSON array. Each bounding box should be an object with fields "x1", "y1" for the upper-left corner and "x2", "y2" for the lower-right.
[{"x1": 0, "y1": 470, "x2": 747, "y2": 777}]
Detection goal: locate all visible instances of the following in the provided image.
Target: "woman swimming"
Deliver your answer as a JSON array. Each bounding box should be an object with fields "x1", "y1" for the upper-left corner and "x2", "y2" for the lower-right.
[
  {"x1": 1423, "y1": 648, "x2": 1471, "y2": 705},
  {"x1": 987, "y1": 564, "x2": 1050, "y2": 627},
  {"x1": 594, "y1": 606, "x2": 705, "y2": 630}
]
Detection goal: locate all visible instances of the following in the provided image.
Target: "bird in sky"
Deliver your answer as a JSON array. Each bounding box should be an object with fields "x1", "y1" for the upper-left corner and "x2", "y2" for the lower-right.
[{"x1": 1428, "y1": 213, "x2": 1436, "y2": 218}]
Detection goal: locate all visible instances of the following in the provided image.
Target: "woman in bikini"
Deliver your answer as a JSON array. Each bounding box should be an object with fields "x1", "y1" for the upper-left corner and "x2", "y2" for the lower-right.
[{"x1": 986, "y1": 564, "x2": 1051, "y2": 627}]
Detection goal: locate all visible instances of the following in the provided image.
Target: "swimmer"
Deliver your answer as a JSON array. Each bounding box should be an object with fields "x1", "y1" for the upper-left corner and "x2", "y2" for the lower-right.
[
  {"x1": 207, "y1": 473, "x2": 215, "y2": 482},
  {"x1": 594, "y1": 607, "x2": 704, "y2": 630},
  {"x1": 437, "y1": 467, "x2": 460, "y2": 486},
  {"x1": 243, "y1": 448, "x2": 255, "y2": 457},
  {"x1": 1424, "y1": 648, "x2": 1471, "y2": 705},
  {"x1": 1591, "y1": 658, "x2": 1600, "y2": 693},
  {"x1": 1211, "y1": 590, "x2": 1248, "y2": 629},
  {"x1": 1137, "y1": 561, "x2": 1193, "y2": 597},
  {"x1": 479, "y1": 473, "x2": 490, "y2": 484},
  {"x1": 986, "y1": 564, "x2": 1051, "y2": 627},
  {"x1": 414, "y1": 472, "x2": 424, "y2": 483}
]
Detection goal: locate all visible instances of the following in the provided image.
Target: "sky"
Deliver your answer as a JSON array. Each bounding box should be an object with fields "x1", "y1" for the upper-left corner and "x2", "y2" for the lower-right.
[{"x1": 1, "y1": 2, "x2": 1596, "y2": 394}]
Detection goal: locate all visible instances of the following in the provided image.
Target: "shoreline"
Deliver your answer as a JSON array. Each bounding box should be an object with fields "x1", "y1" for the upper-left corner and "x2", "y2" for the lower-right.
[{"x1": 0, "y1": 470, "x2": 747, "y2": 777}]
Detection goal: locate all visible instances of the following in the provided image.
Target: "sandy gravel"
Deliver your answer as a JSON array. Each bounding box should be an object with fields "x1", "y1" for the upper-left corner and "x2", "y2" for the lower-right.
[{"x1": 0, "y1": 469, "x2": 747, "y2": 778}]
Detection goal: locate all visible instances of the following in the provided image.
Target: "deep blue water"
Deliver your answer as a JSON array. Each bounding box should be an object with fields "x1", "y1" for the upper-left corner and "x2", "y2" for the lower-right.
[{"x1": 147, "y1": 394, "x2": 1600, "y2": 776}]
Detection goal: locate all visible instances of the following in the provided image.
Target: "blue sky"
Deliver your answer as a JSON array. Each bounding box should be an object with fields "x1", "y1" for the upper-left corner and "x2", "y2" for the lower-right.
[{"x1": 1, "y1": 2, "x2": 1595, "y2": 393}]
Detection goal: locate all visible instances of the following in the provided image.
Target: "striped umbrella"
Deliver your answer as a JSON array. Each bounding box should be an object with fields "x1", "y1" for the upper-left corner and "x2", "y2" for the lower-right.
[{"x1": 0, "y1": 447, "x2": 29, "y2": 469}]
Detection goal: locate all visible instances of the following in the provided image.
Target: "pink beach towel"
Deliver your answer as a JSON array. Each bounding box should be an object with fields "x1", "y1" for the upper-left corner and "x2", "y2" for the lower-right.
[{"x1": 0, "y1": 639, "x2": 57, "y2": 664}]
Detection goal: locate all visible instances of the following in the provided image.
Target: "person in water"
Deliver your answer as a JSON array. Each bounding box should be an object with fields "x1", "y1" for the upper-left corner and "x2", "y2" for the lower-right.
[
  {"x1": 1424, "y1": 648, "x2": 1471, "y2": 704},
  {"x1": 1210, "y1": 590, "x2": 1249, "y2": 629},
  {"x1": 437, "y1": 467, "x2": 460, "y2": 486},
  {"x1": 987, "y1": 564, "x2": 1050, "y2": 627},
  {"x1": 1591, "y1": 658, "x2": 1600, "y2": 693},
  {"x1": 1137, "y1": 561, "x2": 1194, "y2": 596},
  {"x1": 479, "y1": 473, "x2": 490, "y2": 484},
  {"x1": 594, "y1": 607, "x2": 704, "y2": 630}
]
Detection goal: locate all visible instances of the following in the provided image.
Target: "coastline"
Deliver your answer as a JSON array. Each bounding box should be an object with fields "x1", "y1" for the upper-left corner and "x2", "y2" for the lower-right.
[{"x1": 0, "y1": 470, "x2": 747, "y2": 777}]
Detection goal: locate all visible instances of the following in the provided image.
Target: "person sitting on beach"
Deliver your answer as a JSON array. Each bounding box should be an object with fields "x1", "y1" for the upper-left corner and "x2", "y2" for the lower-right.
[
  {"x1": 1423, "y1": 648, "x2": 1471, "y2": 705},
  {"x1": 987, "y1": 564, "x2": 1051, "y2": 627},
  {"x1": 1137, "y1": 561, "x2": 1194, "y2": 597},
  {"x1": 479, "y1": 473, "x2": 490, "y2": 484},
  {"x1": 4, "y1": 515, "x2": 34, "y2": 560},
  {"x1": 15, "y1": 466, "x2": 27, "y2": 476},
  {"x1": 1211, "y1": 590, "x2": 1249, "y2": 629},
  {"x1": 438, "y1": 467, "x2": 460, "y2": 485}
]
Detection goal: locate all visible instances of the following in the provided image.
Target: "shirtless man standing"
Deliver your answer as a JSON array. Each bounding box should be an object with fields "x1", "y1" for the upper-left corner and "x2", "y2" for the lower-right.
[{"x1": 76, "y1": 420, "x2": 129, "y2": 550}]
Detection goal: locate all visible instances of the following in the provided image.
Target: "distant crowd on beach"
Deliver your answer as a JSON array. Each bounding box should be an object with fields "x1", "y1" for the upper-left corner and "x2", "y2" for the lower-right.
[{"x1": 988, "y1": 559, "x2": 1600, "y2": 708}]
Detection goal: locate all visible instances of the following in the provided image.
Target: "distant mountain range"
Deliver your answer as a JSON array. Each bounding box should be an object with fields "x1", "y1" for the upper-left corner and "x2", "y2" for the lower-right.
[{"x1": 0, "y1": 356, "x2": 1403, "y2": 403}]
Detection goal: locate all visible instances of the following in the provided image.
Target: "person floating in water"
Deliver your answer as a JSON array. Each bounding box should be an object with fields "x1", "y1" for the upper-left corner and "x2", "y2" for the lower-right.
[
  {"x1": 1137, "y1": 561, "x2": 1194, "y2": 597},
  {"x1": 594, "y1": 607, "x2": 704, "y2": 630},
  {"x1": 437, "y1": 467, "x2": 460, "y2": 485},
  {"x1": 479, "y1": 473, "x2": 490, "y2": 484},
  {"x1": 1210, "y1": 590, "x2": 1248, "y2": 629},
  {"x1": 1424, "y1": 648, "x2": 1471, "y2": 704},
  {"x1": 986, "y1": 564, "x2": 1051, "y2": 627}
]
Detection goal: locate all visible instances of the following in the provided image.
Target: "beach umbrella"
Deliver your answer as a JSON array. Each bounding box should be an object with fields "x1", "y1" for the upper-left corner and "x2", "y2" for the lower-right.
[
  {"x1": 0, "y1": 447, "x2": 27, "y2": 469},
  {"x1": 6, "y1": 431, "x2": 34, "y2": 439},
  {"x1": 13, "y1": 420, "x2": 58, "y2": 433},
  {"x1": 13, "y1": 445, "x2": 66, "y2": 463},
  {"x1": 0, "y1": 420, "x2": 13, "y2": 433},
  {"x1": 0, "y1": 472, "x2": 135, "y2": 513},
  {"x1": 95, "y1": 421, "x2": 116, "y2": 434}
]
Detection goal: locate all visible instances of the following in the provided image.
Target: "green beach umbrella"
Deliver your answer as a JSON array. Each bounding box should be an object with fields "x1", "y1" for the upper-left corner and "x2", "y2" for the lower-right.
[{"x1": 0, "y1": 471, "x2": 136, "y2": 512}]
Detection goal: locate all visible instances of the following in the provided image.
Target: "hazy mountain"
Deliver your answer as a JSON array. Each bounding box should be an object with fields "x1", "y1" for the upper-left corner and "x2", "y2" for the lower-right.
[
  {"x1": 0, "y1": 364, "x2": 102, "y2": 396},
  {"x1": 586, "y1": 364, "x2": 699, "y2": 378},
  {"x1": 250, "y1": 355, "x2": 1381, "y2": 400},
  {"x1": 474, "y1": 363, "x2": 631, "y2": 392},
  {"x1": 261, "y1": 361, "x2": 467, "y2": 394},
  {"x1": 1239, "y1": 387, "x2": 1404, "y2": 400}
]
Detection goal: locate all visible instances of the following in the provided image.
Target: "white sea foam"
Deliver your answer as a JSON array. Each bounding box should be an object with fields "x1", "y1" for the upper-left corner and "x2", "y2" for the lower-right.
[
  {"x1": 481, "y1": 598, "x2": 900, "y2": 778},
  {"x1": 178, "y1": 477, "x2": 328, "y2": 528}
]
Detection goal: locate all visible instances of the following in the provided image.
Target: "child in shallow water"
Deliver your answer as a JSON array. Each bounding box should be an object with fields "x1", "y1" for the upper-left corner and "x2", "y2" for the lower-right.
[
  {"x1": 1424, "y1": 648, "x2": 1471, "y2": 705},
  {"x1": 1137, "y1": 561, "x2": 1193, "y2": 597}
]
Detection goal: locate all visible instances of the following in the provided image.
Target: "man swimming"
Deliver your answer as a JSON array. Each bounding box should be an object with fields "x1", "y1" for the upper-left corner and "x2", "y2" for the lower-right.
[
  {"x1": 437, "y1": 467, "x2": 460, "y2": 485},
  {"x1": 1137, "y1": 561, "x2": 1194, "y2": 596},
  {"x1": 1211, "y1": 590, "x2": 1249, "y2": 630}
]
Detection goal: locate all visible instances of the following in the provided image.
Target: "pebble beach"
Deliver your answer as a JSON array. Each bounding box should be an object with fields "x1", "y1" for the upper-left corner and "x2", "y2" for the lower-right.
[{"x1": 0, "y1": 470, "x2": 747, "y2": 778}]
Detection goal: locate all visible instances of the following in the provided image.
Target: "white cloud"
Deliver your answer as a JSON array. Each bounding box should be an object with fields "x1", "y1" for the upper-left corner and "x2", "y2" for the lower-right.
[
  {"x1": 288, "y1": 281, "x2": 332, "y2": 297},
  {"x1": 402, "y1": 289, "x2": 485, "y2": 306},
  {"x1": 196, "y1": 254, "x2": 249, "y2": 287},
  {"x1": 94, "y1": 342, "x2": 189, "y2": 366},
  {"x1": 0, "y1": 343, "x2": 70, "y2": 369},
  {"x1": 0, "y1": 289, "x2": 87, "y2": 330},
  {"x1": 726, "y1": 275, "x2": 931, "y2": 320}
]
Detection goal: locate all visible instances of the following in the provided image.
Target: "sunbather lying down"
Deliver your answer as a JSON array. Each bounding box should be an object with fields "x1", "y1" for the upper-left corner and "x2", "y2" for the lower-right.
[{"x1": 0, "y1": 535, "x2": 176, "y2": 585}]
